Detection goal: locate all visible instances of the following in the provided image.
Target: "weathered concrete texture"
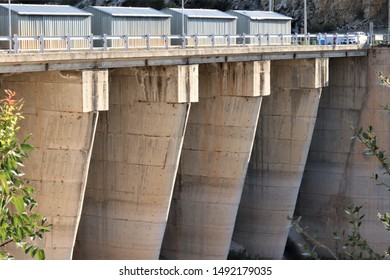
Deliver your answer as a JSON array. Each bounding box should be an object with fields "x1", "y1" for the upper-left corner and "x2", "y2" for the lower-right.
[
  {"x1": 0, "y1": 70, "x2": 108, "y2": 259},
  {"x1": 233, "y1": 58, "x2": 329, "y2": 259},
  {"x1": 295, "y1": 50, "x2": 390, "y2": 255},
  {"x1": 74, "y1": 65, "x2": 198, "y2": 259},
  {"x1": 160, "y1": 61, "x2": 270, "y2": 259}
]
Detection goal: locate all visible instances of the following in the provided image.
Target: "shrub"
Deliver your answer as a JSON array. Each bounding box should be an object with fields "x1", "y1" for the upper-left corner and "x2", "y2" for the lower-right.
[{"x1": 0, "y1": 89, "x2": 51, "y2": 260}]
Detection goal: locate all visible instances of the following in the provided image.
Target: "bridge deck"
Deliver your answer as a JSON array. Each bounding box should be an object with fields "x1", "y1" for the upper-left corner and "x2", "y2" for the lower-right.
[{"x1": 0, "y1": 45, "x2": 368, "y2": 73}]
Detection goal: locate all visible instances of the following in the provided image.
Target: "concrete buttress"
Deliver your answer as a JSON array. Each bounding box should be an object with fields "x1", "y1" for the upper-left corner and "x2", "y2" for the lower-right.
[
  {"x1": 74, "y1": 65, "x2": 198, "y2": 259},
  {"x1": 0, "y1": 70, "x2": 108, "y2": 259},
  {"x1": 295, "y1": 50, "x2": 390, "y2": 255},
  {"x1": 161, "y1": 61, "x2": 271, "y2": 259},
  {"x1": 232, "y1": 58, "x2": 329, "y2": 259}
]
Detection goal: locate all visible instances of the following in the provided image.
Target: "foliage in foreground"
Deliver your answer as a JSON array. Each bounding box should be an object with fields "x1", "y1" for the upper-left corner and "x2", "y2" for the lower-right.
[
  {"x1": 289, "y1": 205, "x2": 390, "y2": 260},
  {"x1": 0, "y1": 89, "x2": 51, "y2": 260}
]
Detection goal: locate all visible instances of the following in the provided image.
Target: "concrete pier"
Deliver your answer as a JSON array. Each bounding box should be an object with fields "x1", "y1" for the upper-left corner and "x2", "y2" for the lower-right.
[
  {"x1": 74, "y1": 65, "x2": 198, "y2": 259},
  {"x1": 295, "y1": 50, "x2": 390, "y2": 255},
  {"x1": 161, "y1": 61, "x2": 270, "y2": 259},
  {"x1": 232, "y1": 58, "x2": 329, "y2": 259},
  {"x1": 0, "y1": 44, "x2": 376, "y2": 260},
  {"x1": 0, "y1": 70, "x2": 108, "y2": 259}
]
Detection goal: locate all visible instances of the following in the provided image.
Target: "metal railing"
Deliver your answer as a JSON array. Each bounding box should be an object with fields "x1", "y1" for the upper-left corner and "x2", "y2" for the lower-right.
[{"x1": 0, "y1": 32, "x2": 380, "y2": 53}]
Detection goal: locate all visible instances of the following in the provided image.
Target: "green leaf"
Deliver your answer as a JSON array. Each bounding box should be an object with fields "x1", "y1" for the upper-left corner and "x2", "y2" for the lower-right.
[
  {"x1": 24, "y1": 245, "x2": 32, "y2": 254},
  {"x1": 13, "y1": 215, "x2": 23, "y2": 227},
  {"x1": 20, "y1": 143, "x2": 34, "y2": 152},
  {"x1": 22, "y1": 134, "x2": 32, "y2": 143},
  {"x1": 0, "y1": 173, "x2": 9, "y2": 195},
  {"x1": 16, "y1": 227, "x2": 25, "y2": 240},
  {"x1": 30, "y1": 247, "x2": 37, "y2": 258},
  {"x1": 37, "y1": 249, "x2": 45, "y2": 260},
  {"x1": 30, "y1": 214, "x2": 43, "y2": 221},
  {"x1": 11, "y1": 195, "x2": 25, "y2": 214}
]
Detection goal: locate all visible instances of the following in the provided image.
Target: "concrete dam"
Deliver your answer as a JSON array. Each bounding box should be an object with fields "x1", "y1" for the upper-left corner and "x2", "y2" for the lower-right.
[{"x1": 0, "y1": 44, "x2": 389, "y2": 259}]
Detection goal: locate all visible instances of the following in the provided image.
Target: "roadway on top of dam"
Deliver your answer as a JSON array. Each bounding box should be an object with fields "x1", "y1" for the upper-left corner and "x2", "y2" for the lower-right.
[{"x1": 0, "y1": 44, "x2": 368, "y2": 73}]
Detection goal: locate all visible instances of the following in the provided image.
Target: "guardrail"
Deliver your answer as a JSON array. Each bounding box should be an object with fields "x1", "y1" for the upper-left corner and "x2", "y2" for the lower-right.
[{"x1": 0, "y1": 32, "x2": 380, "y2": 53}]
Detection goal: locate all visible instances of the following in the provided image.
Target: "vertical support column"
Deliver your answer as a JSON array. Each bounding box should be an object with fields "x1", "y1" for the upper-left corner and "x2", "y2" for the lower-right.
[
  {"x1": 161, "y1": 61, "x2": 270, "y2": 259},
  {"x1": 296, "y1": 52, "x2": 390, "y2": 255},
  {"x1": 0, "y1": 70, "x2": 108, "y2": 259},
  {"x1": 232, "y1": 58, "x2": 329, "y2": 259},
  {"x1": 74, "y1": 65, "x2": 198, "y2": 259}
]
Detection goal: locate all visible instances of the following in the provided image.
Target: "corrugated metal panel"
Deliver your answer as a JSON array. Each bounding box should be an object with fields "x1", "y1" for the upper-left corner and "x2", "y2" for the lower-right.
[
  {"x1": 0, "y1": 7, "x2": 13, "y2": 48},
  {"x1": 230, "y1": 10, "x2": 291, "y2": 21},
  {"x1": 161, "y1": 8, "x2": 182, "y2": 35},
  {"x1": 0, "y1": 4, "x2": 91, "y2": 50},
  {"x1": 87, "y1": 6, "x2": 171, "y2": 18},
  {"x1": 187, "y1": 18, "x2": 236, "y2": 45},
  {"x1": 162, "y1": 8, "x2": 236, "y2": 46},
  {"x1": 17, "y1": 15, "x2": 91, "y2": 49},
  {"x1": 228, "y1": 11, "x2": 249, "y2": 36},
  {"x1": 250, "y1": 19, "x2": 291, "y2": 44},
  {"x1": 85, "y1": 6, "x2": 108, "y2": 35},
  {"x1": 0, "y1": 4, "x2": 91, "y2": 16},
  {"x1": 228, "y1": 10, "x2": 291, "y2": 45},
  {"x1": 86, "y1": 6, "x2": 170, "y2": 48},
  {"x1": 111, "y1": 17, "x2": 170, "y2": 47}
]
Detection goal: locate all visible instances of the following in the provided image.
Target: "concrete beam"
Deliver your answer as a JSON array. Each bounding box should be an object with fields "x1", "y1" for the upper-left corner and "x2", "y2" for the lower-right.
[
  {"x1": 0, "y1": 69, "x2": 108, "y2": 259},
  {"x1": 232, "y1": 58, "x2": 329, "y2": 259},
  {"x1": 0, "y1": 45, "x2": 366, "y2": 74},
  {"x1": 74, "y1": 65, "x2": 198, "y2": 259},
  {"x1": 161, "y1": 61, "x2": 270, "y2": 259}
]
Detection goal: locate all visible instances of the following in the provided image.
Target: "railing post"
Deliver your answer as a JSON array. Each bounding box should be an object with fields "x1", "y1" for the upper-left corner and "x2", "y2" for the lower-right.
[
  {"x1": 211, "y1": 34, "x2": 215, "y2": 48},
  {"x1": 146, "y1": 34, "x2": 150, "y2": 50},
  {"x1": 8, "y1": 35, "x2": 12, "y2": 52},
  {"x1": 324, "y1": 33, "x2": 327, "y2": 45},
  {"x1": 266, "y1": 34, "x2": 270, "y2": 46},
  {"x1": 346, "y1": 32, "x2": 349, "y2": 44},
  {"x1": 242, "y1": 33, "x2": 246, "y2": 46},
  {"x1": 39, "y1": 34, "x2": 44, "y2": 53},
  {"x1": 181, "y1": 33, "x2": 186, "y2": 49},
  {"x1": 89, "y1": 33, "x2": 93, "y2": 51},
  {"x1": 370, "y1": 32, "x2": 373, "y2": 46},
  {"x1": 103, "y1": 34, "x2": 108, "y2": 51},
  {"x1": 164, "y1": 34, "x2": 169, "y2": 49},
  {"x1": 307, "y1": 32, "x2": 311, "y2": 45},
  {"x1": 280, "y1": 33, "x2": 283, "y2": 45},
  {"x1": 125, "y1": 34, "x2": 129, "y2": 50},
  {"x1": 226, "y1": 34, "x2": 231, "y2": 48},
  {"x1": 294, "y1": 33, "x2": 298, "y2": 45},
  {"x1": 258, "y1": 34, "x2": 262, "y2": 46},
  {"x1": 66, "y1": 34, "x2": 71, "y2": 52},
  {"x1": 194, "y1": 34, "x2": 198, "y2": 49},
  {"x1": 13, "y1": 34, "x2": 18, "y2": 53}
]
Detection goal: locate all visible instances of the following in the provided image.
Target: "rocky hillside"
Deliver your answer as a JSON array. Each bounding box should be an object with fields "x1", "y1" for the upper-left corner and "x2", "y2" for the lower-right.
[{"x1": 0, "y1": 0, "x2": 388, "y2": 32}]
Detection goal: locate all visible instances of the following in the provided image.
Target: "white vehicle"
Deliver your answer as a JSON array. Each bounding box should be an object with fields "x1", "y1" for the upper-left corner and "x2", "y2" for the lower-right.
[{"x1": 343, "y1": 32, "x2": 368, "y2": 45}]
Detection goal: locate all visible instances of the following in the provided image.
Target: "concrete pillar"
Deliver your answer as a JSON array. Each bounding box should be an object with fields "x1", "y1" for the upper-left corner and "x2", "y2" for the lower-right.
[
  {"x1": 74, "y1": 65, "x2": 198, "y2": 259},
  {"x1": 295, "y1": 50, "x2": 390, "y2": 255},
  {"x1": 0, "y1": 70, "x2": 108, "y2": 259},
  {"x1": 161, "y1": 61, "x2": 271, "y2": 259},
  {"x1": 232, "y1": 58, "x2": 329, "y2": 259}
]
